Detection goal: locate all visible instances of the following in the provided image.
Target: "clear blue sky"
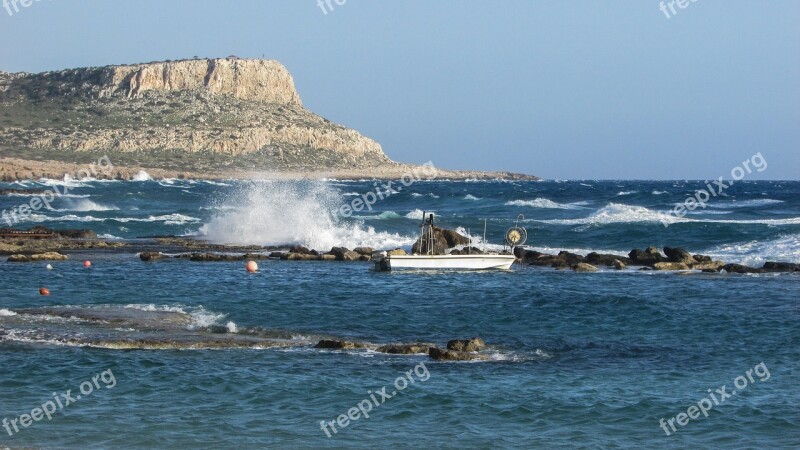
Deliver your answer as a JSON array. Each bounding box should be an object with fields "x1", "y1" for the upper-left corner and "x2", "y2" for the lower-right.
[{"x1": 1, "y1": 0, "x2": 798, "y2": 179}]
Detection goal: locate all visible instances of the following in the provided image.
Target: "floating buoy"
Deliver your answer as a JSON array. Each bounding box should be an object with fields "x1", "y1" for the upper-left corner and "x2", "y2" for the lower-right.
[
  {"x1": 39, "y1": 288, "x2": 50, "y2": 296},
  {"x1": 84, "y1": 260, "x2": 92, "y2": 268},
  {"x1": 46, "y1": 264, "x2": 53, "y2": 271},
  {"x1": 245, "y1": 260, "x2": 259, "y2": 273}
]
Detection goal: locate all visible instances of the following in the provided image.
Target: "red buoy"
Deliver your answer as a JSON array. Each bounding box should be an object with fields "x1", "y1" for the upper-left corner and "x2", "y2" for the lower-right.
[
  {"x1": 84, "y1": 260, "x2": 92, "y2": 268},
  {"x1": 39, "y1": 288, "x2": 50, "y2": 296},
  {"x1": 245, "y1": 260, "x2": 259, "y2": 273}
]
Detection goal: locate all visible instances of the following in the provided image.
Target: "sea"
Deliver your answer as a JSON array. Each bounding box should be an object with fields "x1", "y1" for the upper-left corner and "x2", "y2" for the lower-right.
[{"x1": 0, "y1": 176, "x2": 798, "y2": 449}]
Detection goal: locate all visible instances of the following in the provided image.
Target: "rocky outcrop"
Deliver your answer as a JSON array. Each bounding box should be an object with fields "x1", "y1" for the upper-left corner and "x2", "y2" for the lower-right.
[
  {"x1": 7, "y1": 252, "x2": 68, "y2": 262},
  {"x1": 572, "y1": 263, "x2": 599, "y2": 273},
  {"x1": 447, "y1": 337, "x2": 486, "y2": 352},
  {"x1": 376, "y1": 343, "x2": 433, "y2": 354},
  {"x1": 429, "y1": 347, "x2": 489, "y2": 361},
  {"x1": 315, "y1": 340, "x2": 368, "y2": 350}
]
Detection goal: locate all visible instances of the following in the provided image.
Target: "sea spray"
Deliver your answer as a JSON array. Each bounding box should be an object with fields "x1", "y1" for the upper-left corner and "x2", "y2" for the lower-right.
[{"x1": 199, "y1": 180, "x2": 413, "y2": 250}]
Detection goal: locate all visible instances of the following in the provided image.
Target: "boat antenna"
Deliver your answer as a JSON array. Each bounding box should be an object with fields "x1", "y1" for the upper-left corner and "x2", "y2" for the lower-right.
[{"x1": 483, "y1": 219, "x2": 487, "y2": 253}]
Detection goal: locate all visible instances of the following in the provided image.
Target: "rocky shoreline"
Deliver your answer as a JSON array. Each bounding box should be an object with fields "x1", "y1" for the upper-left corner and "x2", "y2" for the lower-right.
[
  {"x1": 0, "y1": 157, "x2": 535, "y2": 182},
  {"x1": 2, "y1": 226, "x2": 797, "y2": 275}
]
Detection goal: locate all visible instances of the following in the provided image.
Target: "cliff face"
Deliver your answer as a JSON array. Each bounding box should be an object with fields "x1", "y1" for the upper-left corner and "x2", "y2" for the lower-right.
[
  {"x1": 0, "y1": 58, "x2": 390, "y2": 171},
  {"x1": 96, "y1": 59, "x2": 302, "y2": 104}
]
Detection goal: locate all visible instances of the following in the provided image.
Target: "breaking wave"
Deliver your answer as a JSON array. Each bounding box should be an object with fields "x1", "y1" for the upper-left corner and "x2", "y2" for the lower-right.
[
  {"x1": 506, "y1": 198, "x2": 588, "y2": 210},
  {"x1": 199, "y1": 181, "x2": 414, "y2": 250},
  {"x1": 702, "y1": 234, "x2": 800, "y2": 266}
]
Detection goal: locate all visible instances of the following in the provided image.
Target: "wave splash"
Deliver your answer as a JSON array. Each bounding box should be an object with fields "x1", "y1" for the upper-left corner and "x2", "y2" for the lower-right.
[{"x1": 199, "y1": 181, "x2": 413, "y2": 250}]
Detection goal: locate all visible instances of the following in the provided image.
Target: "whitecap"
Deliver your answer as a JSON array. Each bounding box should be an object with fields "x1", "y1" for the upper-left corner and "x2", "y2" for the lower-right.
[
  {"x1": 132, "y1": 170, "x2": 153, "y2": 181},
  {"x1": 702, "y1": 234, "x2": 800, "y2": 266},
  {"x1": 506, "y1": 198, "x2": 588, "y2": 210},
  {"x1": 707, "y1": 199, "x2": 784, "y2": 209}
]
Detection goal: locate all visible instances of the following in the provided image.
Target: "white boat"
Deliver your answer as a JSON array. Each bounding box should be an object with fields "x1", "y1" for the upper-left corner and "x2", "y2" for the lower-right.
[
  {"x1": 373, "y1": 212, "x2": 526, "y2": 271},
  {"x1": 381, "y1": 253, "x2": 516, "y2": 270}
]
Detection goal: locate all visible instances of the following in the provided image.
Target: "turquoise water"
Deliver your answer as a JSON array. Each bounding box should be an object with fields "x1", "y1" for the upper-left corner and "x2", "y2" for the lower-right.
[{"x1": 1, "y1": 179, "x2": 799, "y2": 448}]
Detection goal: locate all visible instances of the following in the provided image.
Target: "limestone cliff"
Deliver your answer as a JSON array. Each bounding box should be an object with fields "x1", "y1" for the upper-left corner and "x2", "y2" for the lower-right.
[{"x1": 0, "y1": 58, "x2": 391, "y2": 172}]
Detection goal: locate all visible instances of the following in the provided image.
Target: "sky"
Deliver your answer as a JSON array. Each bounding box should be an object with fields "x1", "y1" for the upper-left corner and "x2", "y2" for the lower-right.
[{"x1": 0, "y1": 0, "x2": 798, "y2": 180}]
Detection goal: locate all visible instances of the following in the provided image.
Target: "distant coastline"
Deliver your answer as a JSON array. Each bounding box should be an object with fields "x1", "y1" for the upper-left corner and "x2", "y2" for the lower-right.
[
  {"x1": 0, "y1": 58, "x2": 537, "y2": 181},
  {"x1": 0, "y1": 157, "x2": 537, "y2": 182}
]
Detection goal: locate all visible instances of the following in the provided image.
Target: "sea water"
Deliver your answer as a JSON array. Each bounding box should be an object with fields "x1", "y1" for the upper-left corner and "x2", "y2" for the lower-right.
[{"x1": 1, "y1": 179, "x2": 798, "y2": 448}]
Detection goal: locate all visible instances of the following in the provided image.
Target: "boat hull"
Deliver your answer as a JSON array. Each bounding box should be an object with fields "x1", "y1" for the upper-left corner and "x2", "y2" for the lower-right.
[{"x1": 378, "y1": 254, "x2": 516, "y2": 271}]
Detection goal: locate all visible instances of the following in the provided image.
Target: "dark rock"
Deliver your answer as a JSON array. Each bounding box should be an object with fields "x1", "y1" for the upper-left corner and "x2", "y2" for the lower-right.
[
  {"x1": 188, "y1": 253, "x2": 241, "y2": 262},
  {"x1": 353, "y1": 246, "x2": 374, "y2": 256},
  {"x1": 376, "y1": 343, "x2": 433, "y2": 354},
  {"x1": 722, "y1": 264, "x2": 763, "y2": 274},
  {"x1": 460, "y1": 246, "x2": 484, "y2": 255},
  {"x1": 358, "y1": 254, "x2": 371, "y2": 261},
  {"x1": 762, "y1": 262, "x2": 800, "y2": 272},
  {"x1": 315, "y1": 339, "x2": 366, "y2": 350},
  {"x1": 449, "y1": 249, "x2": 461, "y2": 255},
  {"x1": 585, "y1": 252, "x2": 630, "y2": 266},
  {"x1": 572, "y1": 263, "x2": 598, "y2": 272},
  {"x1": 551, "y1": 262, "x2": 570, "y2": 270},
  {"x1": 242, "y1": 253, "x2": 270, "y2": 260},
  {"x1": 328, "y1": 247, "x2": 360, "y2": 261},
  {"x1": 693, "y1": 254, "x2": 712, "y2": 263},
  {"x1": 139, "y1": 252, "x2": 164, "y2": 261},
  {"x1": 447, "y1": 337, "x2": 486, "y2": 352},
  {"x1": 289, "y1": 245, "x2": 312, "y2": 255},
  {"x1": 646, "y1": 246, "x2": 662, "y2": 256},
  {"x1": 269, "y1": 252, "x2": 285, "y2": 258},
  {"x1": 653, "y1": 262, "x2": 690, "y2": 271},
  {"x1": 440, "y1": 228, "x2": 471, "y2": 248},
  {"x1": 411, "y1": 229, "x2": 449, "y2": 255},
  {"x1": 613, "y1": 259, "x2": 626, "y2": 270},
  {"x1": 7, "y1": 252, "x2": 68, "y2": 262},
  {"x1": 629, "y1": 248, "x2": 666, "y2": 266},
  {"x1": 56, "y1": 229, "x2": 98, "y2": 239},
  {"x1": 284, "y1": 253, "x2": 316, "y2": 261},
  {"x1": 429, "y1": 347, "x2": 488, "y2": 361},
  {"x1": 558, "y1": 251, "x2": 585, "y2": 264},
  {"x1": 663, "y1": 247, "x2": 696, "y2": 264},
  {"x1": 702, "y1": 268, "x2": 720, "y2": 273}
]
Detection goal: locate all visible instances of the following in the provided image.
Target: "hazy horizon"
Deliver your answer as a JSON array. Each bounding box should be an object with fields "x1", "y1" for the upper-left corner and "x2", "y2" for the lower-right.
[{"x1": 1, "y1": 0, "x2": 797, "y2": 180}]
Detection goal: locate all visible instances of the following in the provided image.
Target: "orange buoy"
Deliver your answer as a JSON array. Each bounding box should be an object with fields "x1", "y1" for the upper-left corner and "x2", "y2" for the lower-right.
[
  {"x1": 245, "y1": 260, "x2": 259, "y2": 273},
  {"x1": 39, "y1": 288, "x2": 50, "y2": 296},
  {"x1": 84, "y1": 260, "x2": 92, "y2": 268}
]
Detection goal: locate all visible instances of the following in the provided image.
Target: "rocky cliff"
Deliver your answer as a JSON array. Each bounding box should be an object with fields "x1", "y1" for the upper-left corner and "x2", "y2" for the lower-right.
[
  {"x1": 0, "y1": 58, "x2": 391, "y2": 173},
  {"x1": 0, "y1": 58, "x2": 536, "y2": 180}
]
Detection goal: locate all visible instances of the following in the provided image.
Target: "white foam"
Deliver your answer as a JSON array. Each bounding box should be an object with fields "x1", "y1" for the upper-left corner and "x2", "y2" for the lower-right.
[
  {"x1": 506, "y1": 198, "x2": 588, "y2": 210},
  {"x1": 527, "y1": 245, "x2": 629, "y2": 257},
  {"x1": 411, "y1": 192, "x2": 440, "y2": 198},
  {"x1": 226, "y1": 321, "x2": 238, "y2": 333},
  {"x1": 464, "y1": 194, "x2": 481, "y2": 200},
  {"x1": 55, "y1": 199, "x2": 119, "y2": 212},
  {"x1": 707, "y1": 199, "x2": 785, "y2": 209},
  {"x1": 199, "y1": 181, "x2": 414, "y2": 250},
  {"x1": 354, "y1": 211, "x2": 404, "y2": 220},
  {"x1": 132, "y1": 170, "x2": 153, "y2": 181},
  {"x1": 0, "y1": 309, "x2": 17, "y2": 316},
  {"x1": 124, "y1": 304, "x2": 188, "y2": 314},
  {"x1": 404, "y1": 209, "x2": 430, "y2": 220},
  {"x1": 20, "y1": 213, "x2": 200, "y2": 225},
  {"x1": 702, "y1": 234, "x2": 800, "y2": 266},
  {"x1": 617, "y1": 191, "x2": 638, "y2": 196},
  {"x1": 652, "y1": 191, "x2": 669, "y2": 195}
]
